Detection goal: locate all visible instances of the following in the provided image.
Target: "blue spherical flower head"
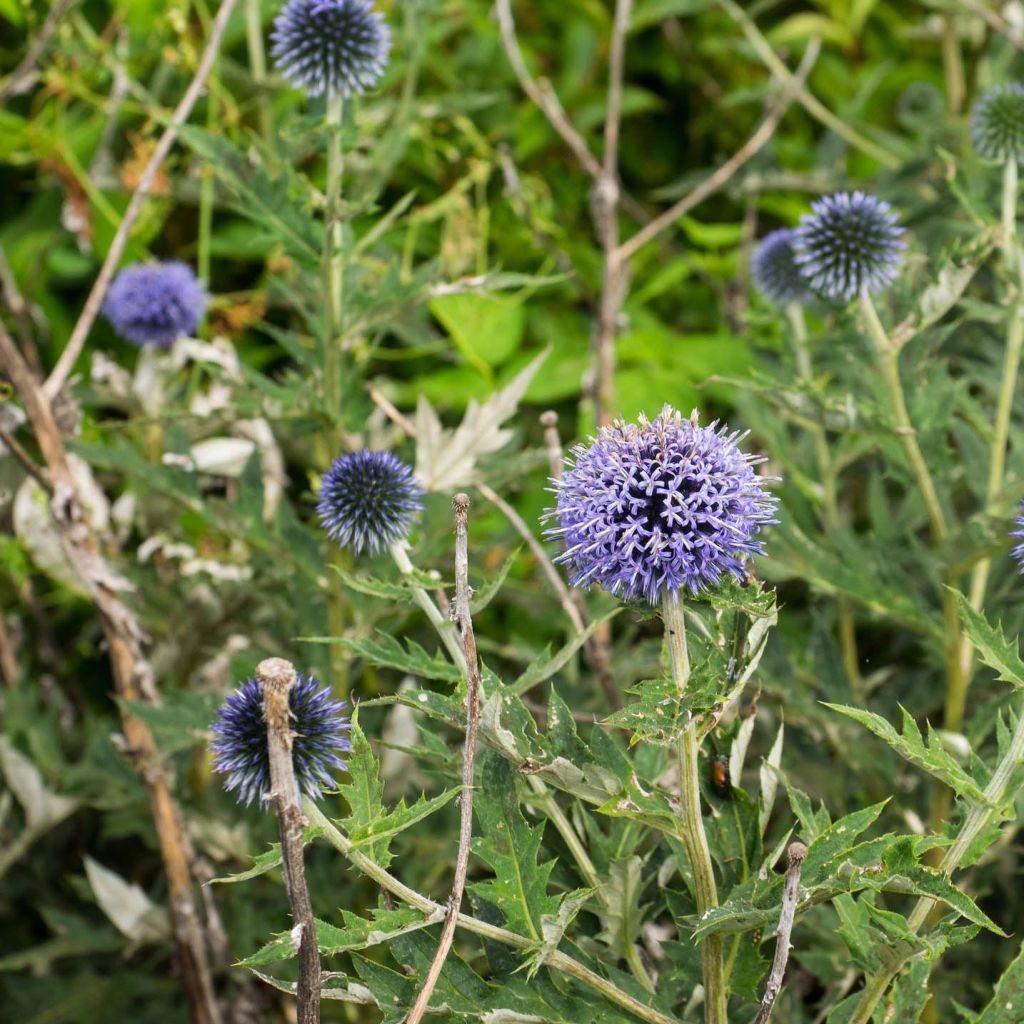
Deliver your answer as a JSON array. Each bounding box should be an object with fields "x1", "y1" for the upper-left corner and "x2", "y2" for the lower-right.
[
  {"x1": 970, "y1": 82, "x2": 1024, "y2": 162},
  {"x1": 318, "y1": 449, "x2": 423, "y2": 554},
  {"x1": 546, "y1": 406, "x2": 778, "y2": 604},
  {"x1": 211, "y1": 674, "x2": 351, "y2": 807},
  {"x1": 751, "y1": 229, "x2": 811, "y2": 306},
  {"x1": 102, "y1": 261, "x2": 206, "y2": 347},
  {"x1": 1012, "y1": 500, "x2": 1024, "y2": 574},
  {"x1": 794, "y1": 191, "x2": 906, "y2": 303},
  {"x1": 271, "y1": 0, "x2": 390, "y2": 99}
]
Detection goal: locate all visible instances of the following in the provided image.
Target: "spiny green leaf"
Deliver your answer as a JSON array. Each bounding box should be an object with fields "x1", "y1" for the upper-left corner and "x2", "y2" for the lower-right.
[
  {"x1": 335, "y1": 715, "x2": 391, "y2": 867},
  {"x1": 953, "y1": 590, "x2": 1024, "y2": 689},
  {"x1": 347, "y1": 787, "x2": 463, "y2": 852},
  {"x1": 316, "y1": 906, "x2": 441, "y2": 954},
  {"x1": 800, "y1": 802, "x2": 889, "y2": 884},
  {"x1": 300, "y1": 632, "x2": 463, "y2": 682},
  {"x1": 825, "y1": 703, "x2": 988, "y2": 804}
]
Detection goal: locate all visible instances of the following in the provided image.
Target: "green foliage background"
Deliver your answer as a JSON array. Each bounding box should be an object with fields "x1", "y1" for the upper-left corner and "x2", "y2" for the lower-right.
[{"x1": 3, "y1": 1, "x2": 1024, "y2": 1022}]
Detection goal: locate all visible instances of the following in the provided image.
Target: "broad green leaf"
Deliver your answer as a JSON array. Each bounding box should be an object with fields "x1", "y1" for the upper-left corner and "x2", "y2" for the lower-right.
[{"x1": 429, "y1": 292, "x2": 525, "y2": 372}]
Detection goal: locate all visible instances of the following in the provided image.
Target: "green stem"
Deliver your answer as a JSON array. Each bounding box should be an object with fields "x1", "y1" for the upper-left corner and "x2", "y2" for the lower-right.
[
  {"x1": 389, "y1": 542, "x2": 465, "y2": 669},
  {"x1": 941, "y1": 11, "x2": 965, "y2": 114},
  {"x1": 323, "y1": 92, "x2": 345, "y2": 420},
  {"x1": 662, "y1": 593, "x2": 726, "y2": 1024},
  {"x1": 244, "y1": 0, "x2": 271, "y2": 141},
  {"x1": 787, "y1": 302, "x2": 862, "y2": 694},
  {"x1": 847, "y1": 697, "x2": 1024, "y2": 1024},
  {"x1": 304, "y1": 802, "x2": 676, "y2": 1024}
]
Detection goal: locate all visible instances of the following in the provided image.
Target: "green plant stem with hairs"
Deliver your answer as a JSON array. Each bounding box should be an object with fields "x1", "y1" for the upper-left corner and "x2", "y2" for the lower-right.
[
  {"x1": 786, "y1": 302, "x2": 862, "y2": 695},
  {"x1": 303, "y1": 802, "x2": 678, "y2": 1024},
  {"x1": 390, "y1": 539, "x2": 655, "y2": 993},
  {"x1": 846, "y1": 696, "x2": 1024, "y2": 1024},
  {"x1": 663, "y1": 593, "x2": 726, "y2": 1024},
  {"x1": 323, "y1": 92, "x2": 345, "y2": 420}
]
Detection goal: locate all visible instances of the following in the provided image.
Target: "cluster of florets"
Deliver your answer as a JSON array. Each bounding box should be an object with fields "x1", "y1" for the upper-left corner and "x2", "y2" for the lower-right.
[
  {"x1": 970, "y1": 81, "x2": 1024, "y2": 162},
  {"x1": 211, "y1": 674, "x2": 351, "y2": 807},
  {"x1": 102, "y1": 261, "x2": 205, "y2": 347},
  {"x1": 545, "y1": 406, "x2": 777, "y2": 604},
  {"x1": 752, "y1": 192, "x2": 907, "y2": 306},
  {"x1": 272, "y1": 0, "x2": 390, "y2": 98}
]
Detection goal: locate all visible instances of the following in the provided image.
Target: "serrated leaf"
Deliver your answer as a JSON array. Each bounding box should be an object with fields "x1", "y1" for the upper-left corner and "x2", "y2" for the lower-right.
[
  {"x1": 301, "y1": 632, "x2": 463, "y2": 683},
  {"x1": 953, "y1": 591, "x2": 1024, "y2": 689},
  {"x1": 317, "y1": 906, "x2": 442, "y2": 954},
  {"x1": 800, "y1": 802, "x2": 888, "y2": 884},
  {"x1": 825, "y1": 703, "x2": 988, "y2": 804},
  {"x1": 977, "y1": 937, "x2": 1024, "y2": 1023},
  {"x1": 470, "y1": 753, "x2": 559, "y2": 941},
  {"x1": 415, "y1": 350, "x2": 547, "y2": 492},
  {"x1": 347, "y1": 787, "x2": 464, "y2": 852},
  {"x1": 335, "y1": 715, "x2": 391, "y2": 866},
  {"x1": 603, "y1": 670, "x2": 719, "y2": 746},
  {"x1": 208, "y1": 844, "x2": 284, "y2": 885},
  {"x1": 526, "y1": 888, "x2": 593, "y2": 978}
]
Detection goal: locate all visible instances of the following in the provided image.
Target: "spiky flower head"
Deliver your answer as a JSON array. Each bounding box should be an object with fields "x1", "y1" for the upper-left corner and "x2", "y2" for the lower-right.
[
  {"x1": 101, "y1": 261, "x2": 205, "y2": 347},
  {"x1": 793, "y1": 191, "x2": 906, "y2": 303},
  {"x1": 210, "y1": 674, "x2": 351, "y2": 807},
  {"x1": 545, "y1": 406, "x2": 777, "y2": 604},
  {"x1": 271, "y1": 0, "x2": 390, "y2": 99},
  {"x1": 751, "y1": 229, "x2": 811, "y2": 306},
  {"x1": 970, "y1": 82, "x2": 1024, "y2": 162},
  {"x1": 317, "y1": 449, "x2": 423, "y2": 554},
  {"x1": 1012, "y1": 500, "x2": 1024, "y2": 574}
]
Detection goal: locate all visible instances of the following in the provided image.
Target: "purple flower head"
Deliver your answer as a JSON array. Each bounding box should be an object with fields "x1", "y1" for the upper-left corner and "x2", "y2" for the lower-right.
[
  {"x1": 271, "y1": 0, "x2": 390, "y2": 99},
  {"x1": 545, "y1": 406, "x2": 778, "y2": 604},
  {"x1": 794, "y1": 191, "x2": 906, "y2": 303},
  {"x1": 970, "y1": 82, "x2": 1024, "y2": 162},
  {"x1": 210, "y1": 674, "x2": 351, "y2": 807},
  {"x1": 1012, "y1": 500, "x2": 1024, "y2": 574},
  {"x1": 102, "y1": 261, "x2": 206, "y2": 347},
  {"x1": 317, "y1": 449, "x2": 423, "y2": 554},
  {"x1": 751, "y1": 229, "x2": 811, "y2": 306}
]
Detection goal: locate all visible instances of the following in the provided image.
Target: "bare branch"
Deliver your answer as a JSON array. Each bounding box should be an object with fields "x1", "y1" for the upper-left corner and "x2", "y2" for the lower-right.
[
  {"x1": 44, "y1": 0, "x2": 240, "y2": 399},
  {"x1": 753, "y1": 842, "x2": 807, "y2": 1024},
  {"x1": 0, "y1": 320, "x2": 223, "y2": 1024},
  {"x1": 494, "y1": 0, "x2": 603, "y2": 181},
  {"x1": 0, "y1": 422, "x2": 52, "y2": 493},
  {"x1": 258, "y1": 658, "x2": 322, "y2": 1024},
  {"x1": 713, "y1": 0, "x2": 900, "y2": 169},
  {"x1": 403, "y1": 495, "x2": 482, "y2": 1024},
  {"x1": 617, "y1": 39, "x2": 821, "y2": 264},
  {"x1": 602, "y1": 0, "x2": 633, "y2": 179},
  {"x1": 539, "y1": 410, "x2": 564, "y2": 481},
  {"x1": 0, "y1": 0, "x2": 78, "y2": 103}
]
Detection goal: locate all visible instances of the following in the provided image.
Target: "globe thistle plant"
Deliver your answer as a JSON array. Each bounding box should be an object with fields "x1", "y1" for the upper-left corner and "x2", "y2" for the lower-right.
[
  {"x1": 1012, "y1": 500, "x2": 1024, "y2": 574},
  {"x1": 317, "y1": 449, "x2": 423, "y2": 555},
  {"x1": 794, "y1": 191, "x2": 906, "y2": 303},
  {"x1": 751, "y1": 229, "x2": 811, "y2": 306},
  {"x1": 101, "y1": 261, "x2": 206, "y2": 347},
  {"x1": 970, "y1": 82, "x2": 1024, "y2": 162},
  {"x1": 210, "y1": 674, "x2": 351, "y2": 807},
  {"x1": 271, "y1": 0, "x2": 390, "y2": 99},
  {"x1": 546, "y1": 406, "x2": 777, "y2": 604}
]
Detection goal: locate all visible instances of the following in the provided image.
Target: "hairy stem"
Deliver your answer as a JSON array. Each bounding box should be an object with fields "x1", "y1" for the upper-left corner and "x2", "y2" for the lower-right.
[
  {"x1": 786, "y1": 302, "x2": 861, "y2": 694},
  {"x1": 663, "y1": 593, "x2": 726, "y2": 1024},
  {"x1": 323, "y1": 92, "x2": 345, "y2": 420}
]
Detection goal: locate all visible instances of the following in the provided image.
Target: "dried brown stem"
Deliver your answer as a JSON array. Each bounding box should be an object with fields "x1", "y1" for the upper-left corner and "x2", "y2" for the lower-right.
[
  {"x1": 404, "y1": 495, "x2": 482, "y2": 1024},
  {"x1": 0, "y1": 608, "x2": 17, "y2": 686},
  {"x1": 0, "y1": 422, "x2": 52, "y2": 493},
  {"x1": 0, "y1": 320, "x2": 222, "y2": 1024},
  {"x1": 539, "y1": 410, "x2": 564, "y2": 481},
  {"x1": 44, "y1": 0, "x2": 240, "y2": 399},
  {"x1": 257, "y1": 658, "x2": 322, "y2": 1024},
  {"x1": 753, "y1": 842, "x2": 807, "y2": 1024}
]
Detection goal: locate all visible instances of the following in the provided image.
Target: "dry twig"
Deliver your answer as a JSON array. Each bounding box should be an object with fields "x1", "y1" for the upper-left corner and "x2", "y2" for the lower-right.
[
  {"x1": 44, "y1": 0, "x2": 240, "y2": 399},
  {"x1": 0, "y1": 0, "x2": 77, "y2": 102},
  {"x1": 258, "y1": 658, "x2": 322, "y2": 1024},
  {"x1": 404, "y1": 495, "x2": 482, "y2": 1024}
]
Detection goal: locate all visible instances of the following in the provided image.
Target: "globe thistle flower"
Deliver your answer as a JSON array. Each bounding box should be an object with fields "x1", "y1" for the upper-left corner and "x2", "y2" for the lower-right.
[
  {"x1": 793, "y1": 191, "x2": 906, "y2": 303},
  {"x1": 545, "y1": 406, "x2": 777, "y2": 604},
  {"x1": 101, "y1": 261, "x2": 205, "y2": 347},
  {"x1": 970, "y1": 82, "x2": 1024, "y2": 162},
  {"x1": 751, "y1": 229, "x2": 811, "y2": 306},
  {"x1": 211, "y1": 674, "x2": 351, "y2": 807},
  {"x1": 317, "y1": 449, "x2": 423, "y2": 554},
  {"x1": 271, "y1": 0, "x2": 390, "y2": 99},
  {"x1": 1012, "y1": 500, "x2": 1024, "y2": 574}
]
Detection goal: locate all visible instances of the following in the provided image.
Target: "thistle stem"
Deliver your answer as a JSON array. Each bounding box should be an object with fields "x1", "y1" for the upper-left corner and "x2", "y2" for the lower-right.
[
  {"x1": 323, "y1": 92, "x2": 345, "y2": 420},
  {"x1": 662, "y1": 592, "x2": 726, "y2": 1024},
  {"x1": 786, "y1": 302, "x2": 861, "y2": 695},
  {"x1": 244, "y1": 0, "x2": 271, "y2": 141},
  {"x1": 847, "y1": 696, "x2": 1024, "y2": 1024}
]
